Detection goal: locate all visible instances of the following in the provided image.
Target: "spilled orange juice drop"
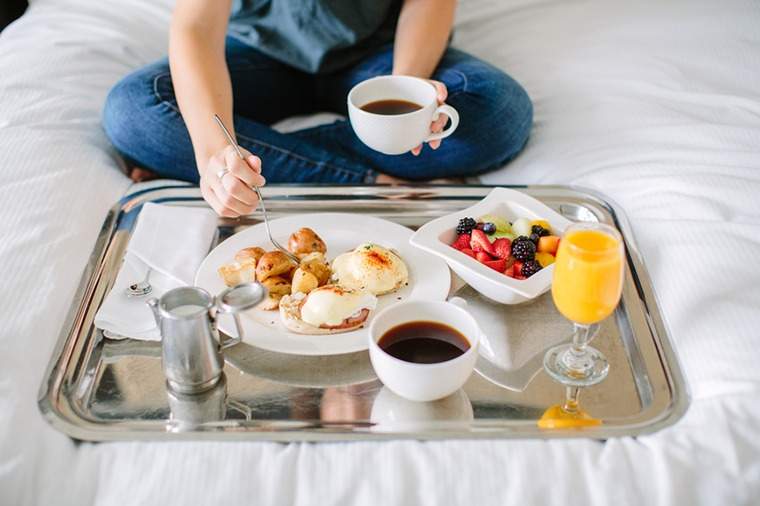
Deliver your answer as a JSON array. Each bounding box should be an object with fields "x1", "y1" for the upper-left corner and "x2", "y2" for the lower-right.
[{"x1": 537, "y1": 403, "x2": 602, "y2": 429}]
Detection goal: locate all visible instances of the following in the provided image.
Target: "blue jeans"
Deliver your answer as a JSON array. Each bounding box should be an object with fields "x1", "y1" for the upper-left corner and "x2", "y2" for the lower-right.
[{"x1": 103, "y1": 38, "x2": 532, "y2": 183}]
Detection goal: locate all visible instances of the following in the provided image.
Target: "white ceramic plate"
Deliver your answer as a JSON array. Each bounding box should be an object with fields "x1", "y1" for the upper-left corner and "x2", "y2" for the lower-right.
[
  {"x1": 195, "y1": 213, "x2": 450, "y2": 355},
  {"x1": 410, "y1": 188, "x2": 572, "y2": 304}
]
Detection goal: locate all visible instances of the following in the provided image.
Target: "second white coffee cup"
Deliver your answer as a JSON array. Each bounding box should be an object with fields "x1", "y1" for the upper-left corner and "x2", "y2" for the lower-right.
[
  {"x1": 348, "y1": 76, "x2": 460, "y2": 155},
  {"x1": 368, "y1": 300, "x2": 481, "y2": 402}
]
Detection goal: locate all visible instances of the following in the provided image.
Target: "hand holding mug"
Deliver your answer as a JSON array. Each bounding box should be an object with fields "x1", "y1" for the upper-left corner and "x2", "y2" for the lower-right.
[
  {"x1": 411, "y1": 80, "x2": 449, "y2": 156},
  {"x1": 200, "y1": 145, "x2": 266, "y2": 218}
]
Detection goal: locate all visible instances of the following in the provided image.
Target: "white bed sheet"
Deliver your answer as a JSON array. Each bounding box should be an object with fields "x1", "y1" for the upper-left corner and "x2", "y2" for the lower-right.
[{"x1": 1, "y1": 0, "x2": 759, "y2": 505}]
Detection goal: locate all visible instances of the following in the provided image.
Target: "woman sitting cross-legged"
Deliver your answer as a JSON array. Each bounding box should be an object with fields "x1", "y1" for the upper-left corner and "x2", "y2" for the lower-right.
[{"x1": 103, "y1": 0, "x2": 533, "y2": 217}]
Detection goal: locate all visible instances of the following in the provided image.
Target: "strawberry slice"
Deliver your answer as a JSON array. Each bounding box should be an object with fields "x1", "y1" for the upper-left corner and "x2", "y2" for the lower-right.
[
  {"x1": 503, "y1": 263, "x2": 515, "y2": 277},
  {"x1": 513, "y1": 260, "x2": 527, "y2": 280},
  {"x1": 475, "y1": 251, "x2": 492, "y2": 263},
  {"x1": 513, "y1": 261, "x2": 524, "y2": 277},
  {"x1": 451, "y1": 233, "x2": 471, "y2": 251},
  {"x1": 493, "y1": 237, "x2": 512, "y2": 259},
  {"x1": 483, "y1": 258, "x2": 507, "y2": 272},
  {"x1": 460, "y1": 248, "x2": 476, "y2": 258},
  {"x1": 470, "y1": 229, "x2": 497, "y2": 256}
]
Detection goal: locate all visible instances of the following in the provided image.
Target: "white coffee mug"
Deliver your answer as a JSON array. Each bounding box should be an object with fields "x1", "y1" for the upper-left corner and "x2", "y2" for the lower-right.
[
  {"x1": 348, "y1": 76, "x2": 460, "y2": 155},
  {"x1": 368, "y1": 299, "x2": 481, "y2": 402}
]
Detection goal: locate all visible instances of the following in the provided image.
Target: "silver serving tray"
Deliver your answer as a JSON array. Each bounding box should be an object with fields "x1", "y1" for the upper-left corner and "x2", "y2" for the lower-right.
[{"x1": 38, "y1": 184, "x2": 689, "y2": 441}]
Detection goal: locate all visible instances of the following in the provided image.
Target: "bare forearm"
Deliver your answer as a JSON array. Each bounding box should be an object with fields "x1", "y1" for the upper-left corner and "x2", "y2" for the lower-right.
[
  {"x1": 169, "y1": 12, "x2": 232, "y2": 172},
  {"x1": 165, "y1": 0, "x2": 262, "y2": 218},
  {"x1": 392, "y1": 0, "x2": 456, "y2": 78}
]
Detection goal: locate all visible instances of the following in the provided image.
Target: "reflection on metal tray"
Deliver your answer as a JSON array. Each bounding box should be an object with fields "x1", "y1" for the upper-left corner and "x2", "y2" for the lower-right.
[{"x1": 38, "y1": 185, "x2": 689, "y2": 441}]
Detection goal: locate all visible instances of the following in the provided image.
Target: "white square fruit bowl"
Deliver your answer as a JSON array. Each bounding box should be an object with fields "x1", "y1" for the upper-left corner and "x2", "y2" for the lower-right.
[{"x1": 410, "y1": 187, "x2": 572, "y2": 304}]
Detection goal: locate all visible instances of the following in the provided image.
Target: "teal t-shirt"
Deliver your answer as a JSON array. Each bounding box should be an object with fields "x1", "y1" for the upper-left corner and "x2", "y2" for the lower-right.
[{"x1": 228, "y1": 0, "x2": 401, "y2": 74}]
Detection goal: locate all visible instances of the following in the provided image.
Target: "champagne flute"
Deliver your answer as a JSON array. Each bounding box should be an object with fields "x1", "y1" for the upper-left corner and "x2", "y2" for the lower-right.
[{"x1": 543, "y1": 222, "x2": 624, "y2": 387}]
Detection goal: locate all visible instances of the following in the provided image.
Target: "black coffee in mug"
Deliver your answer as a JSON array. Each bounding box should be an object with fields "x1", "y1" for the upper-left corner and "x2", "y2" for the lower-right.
[
  {"x1": 378, "y1": 320, "x2": 470, "y2": 364},
  {"x1": 360, "y1": 99, "x2": 423, "y2": 115}
]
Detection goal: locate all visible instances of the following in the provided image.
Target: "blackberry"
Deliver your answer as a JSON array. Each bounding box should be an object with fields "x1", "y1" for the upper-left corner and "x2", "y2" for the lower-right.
[
  {"x1": 456, "y1": 217, "x2": 477, "y2": 235},
  {"x1": 511, "y1": 239, "x2": 536, "y2": 261},
  {"x1": 521, "y1": 260, "x2": 542, "y2": 277},
  {"x1": 482, "y1": 222, "x2": 496, "y2": 235},
  {"x1": 529, "y1": 233, "x2": 540, "y2": 244},
  {"x1": 531, "y1": 225, "x2": 550, "y2": 237}
]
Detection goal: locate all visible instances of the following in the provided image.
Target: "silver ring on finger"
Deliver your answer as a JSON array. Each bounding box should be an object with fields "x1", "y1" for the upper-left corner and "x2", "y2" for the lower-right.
[{"x1": 216, "y1": 168, "x2": 229, "y2": 181}]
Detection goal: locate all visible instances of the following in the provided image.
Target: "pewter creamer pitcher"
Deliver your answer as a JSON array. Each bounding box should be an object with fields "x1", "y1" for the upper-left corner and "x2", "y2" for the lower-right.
[{"x1": 147, "y1": 283, "x2": 266, "y2": 394}]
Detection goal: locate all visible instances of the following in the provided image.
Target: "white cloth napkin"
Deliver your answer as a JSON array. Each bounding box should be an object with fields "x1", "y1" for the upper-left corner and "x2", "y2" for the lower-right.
[{"x1": 94, "y1": 203, "x2": 217, "y2": 340}]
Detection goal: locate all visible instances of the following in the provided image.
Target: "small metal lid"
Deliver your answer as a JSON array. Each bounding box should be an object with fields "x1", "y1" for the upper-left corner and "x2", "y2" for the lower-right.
[{"x1": 216, "y1": 283, "x2": 268, "y2": 314}]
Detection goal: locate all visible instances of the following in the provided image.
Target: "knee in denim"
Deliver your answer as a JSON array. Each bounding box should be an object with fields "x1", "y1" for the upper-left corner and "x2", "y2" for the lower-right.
[
  {"x1": 103, "y1": 75, "x2": 145, "y2": 152},
  {"x1": 470, "y1": 73, "x2": 533, "y2": 164}
]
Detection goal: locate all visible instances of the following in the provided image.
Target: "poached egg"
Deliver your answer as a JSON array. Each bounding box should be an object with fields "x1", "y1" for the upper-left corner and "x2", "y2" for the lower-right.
[
  {"x1": 331, "y1": 243, "x2": 408, "y2": 295},
  {"x1": 299, "y1": 285, "x2": 377, "y2": 328}
]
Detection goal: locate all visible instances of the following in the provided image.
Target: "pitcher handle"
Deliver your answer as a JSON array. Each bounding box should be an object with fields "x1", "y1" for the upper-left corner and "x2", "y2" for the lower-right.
[
  {"x1": 212, "y1": 282, "x2": 268, "y2": 350},
  {"x1": 214, "y1": 308, "x2": 243, "y2": 349},
  {"x1": 224, "y1": 313, "x2": 244, "y2": 349}
]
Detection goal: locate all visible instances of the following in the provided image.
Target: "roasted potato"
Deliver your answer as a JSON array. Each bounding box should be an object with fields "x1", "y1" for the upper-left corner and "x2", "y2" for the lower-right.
[
  {"x1": 235, "y1": 247, "x2": 266, "y2": 267},
  {"x1": 300, "y1": 251, "x2": 326, "y2": 264},
  {"x1": 291, "y1": 268, "x2": 319, "y2": 294},
  {"x1": 256, "y1": 251, "x2": 296, "y2": 282},
  {"x1": 218, "y1": 262, "x2": 256, "y2": 287},
  {"x1": 262, "y1": 275, "x2": 292, "y2": 297},
  {"x1": 259, "y1": 275, "x2": 292, "y2": 310},
  {"x1": 259, "y1": 295, "x2": 282, "y2": 311},
  {"x1": 300, "y1": 254, "x2": 331, "y2": 286},
  {"x1": 288, "y1": 228, "x2": 327, "y2": 258}
]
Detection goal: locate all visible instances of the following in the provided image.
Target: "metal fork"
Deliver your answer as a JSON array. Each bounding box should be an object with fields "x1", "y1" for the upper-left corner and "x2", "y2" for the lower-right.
[{"x1": 213, "y1": 114, "x2": 300, "y2": 264}]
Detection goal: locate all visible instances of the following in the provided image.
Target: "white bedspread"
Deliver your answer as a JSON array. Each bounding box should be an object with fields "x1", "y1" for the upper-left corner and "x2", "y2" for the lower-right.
[{"x1": 1, "y1": 0, "x2": 759, "y2": 504}]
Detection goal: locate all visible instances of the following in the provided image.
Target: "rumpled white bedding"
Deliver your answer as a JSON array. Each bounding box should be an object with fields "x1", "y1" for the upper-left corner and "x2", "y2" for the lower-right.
[{"x1": 1, "y1": 0, "x2": 759, "y2": 504}]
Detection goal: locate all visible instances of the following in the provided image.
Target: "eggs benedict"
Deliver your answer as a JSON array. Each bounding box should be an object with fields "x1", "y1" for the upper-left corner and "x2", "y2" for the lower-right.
[{"x1": 279, "y1": 285, "x2": 377, "y2": 335}]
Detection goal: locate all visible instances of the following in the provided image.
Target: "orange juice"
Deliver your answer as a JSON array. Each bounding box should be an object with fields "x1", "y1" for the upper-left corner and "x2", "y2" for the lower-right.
[
  {"x1": 537, "y1": 404, "x2": 602, "y2": 429},
  {"x1": 551, "y1": 229, "x2": 624, "y2": 325}
]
